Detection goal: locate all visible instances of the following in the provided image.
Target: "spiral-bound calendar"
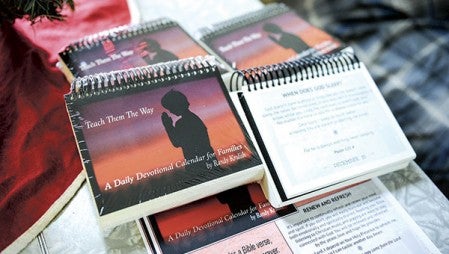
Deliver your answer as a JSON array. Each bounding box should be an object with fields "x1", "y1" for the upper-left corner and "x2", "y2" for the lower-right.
[
  {"x1": 64, "y1": 56, "x2": 263, "y2": 227},
  {"x1": 58, "y1": 17, "x2": 209, "y2": 82},
  {"x1": 228, "y1": 50, "x2": 416, "y2": 207},
  {"x1": 198, "y1": 3, "x2": 343, "y2": 70}
]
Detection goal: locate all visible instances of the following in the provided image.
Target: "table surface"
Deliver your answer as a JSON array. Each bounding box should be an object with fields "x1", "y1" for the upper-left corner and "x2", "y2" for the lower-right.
[{"x1": 20, "y1": 162, "x2": 449, "y2": 253}]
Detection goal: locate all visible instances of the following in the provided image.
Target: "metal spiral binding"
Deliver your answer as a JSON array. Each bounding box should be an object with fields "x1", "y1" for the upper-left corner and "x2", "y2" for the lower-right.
[
  {"x1": 229, "y1": 51, "x2": 360, "y2": 92},
  {"x1": 199, "y1": 3, "x2": 290, "y2": 41},
  {"x1": 60, "y1": 18, "x2": 177, "y2": 54},
  {"x1": 67, "y1": 56, "x2": 217, "y2": 101}
]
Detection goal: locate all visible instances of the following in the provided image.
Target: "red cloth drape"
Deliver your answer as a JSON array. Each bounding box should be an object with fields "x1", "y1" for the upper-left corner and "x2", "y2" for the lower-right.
[{"x1": 0, "y1": 0, "x2": 130, "y2": 251}]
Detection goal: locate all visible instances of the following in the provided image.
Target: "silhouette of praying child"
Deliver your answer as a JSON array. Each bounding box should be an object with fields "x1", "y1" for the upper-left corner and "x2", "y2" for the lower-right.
[
  {"x1": 135, "y1": 38, "x2": 178, "y2": 65},
  {"x1": 216, "y1": 185, "x2": 255, "y2": 215},
  {"x1": 262, "y1": 22, "x2": 309, "y2": 54},
  {"x1": 161, "y1": 90, "x2": 216, "y2": 172}
]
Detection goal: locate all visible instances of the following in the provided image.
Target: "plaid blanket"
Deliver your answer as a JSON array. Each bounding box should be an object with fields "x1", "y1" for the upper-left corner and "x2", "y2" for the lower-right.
[{"x1": 284, "y1": 0, "x2": 449, "y2": 197}]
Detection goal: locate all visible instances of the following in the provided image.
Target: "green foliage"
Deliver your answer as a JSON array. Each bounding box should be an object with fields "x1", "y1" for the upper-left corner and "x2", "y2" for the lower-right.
[{"x1": 0, "y1": 0, "x2": 75, "y2": 25}]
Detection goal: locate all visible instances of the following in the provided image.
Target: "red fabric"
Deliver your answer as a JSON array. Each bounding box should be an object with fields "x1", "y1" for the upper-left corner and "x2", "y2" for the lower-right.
[{"x1": 0, "y1": 0, "x2": 130, "y2": 251}]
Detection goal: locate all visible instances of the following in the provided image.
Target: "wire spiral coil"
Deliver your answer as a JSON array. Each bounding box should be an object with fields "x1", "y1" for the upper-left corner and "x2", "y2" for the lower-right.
[
  {"x1": 229, "y1": 51, "x2": 360, "y2": 92},
  {"x1": 199, "y1": 3, "x2": 289, "y2": 41},
  {"x1": 65, "y1": 55, "x2": 217, "y2": 101}
]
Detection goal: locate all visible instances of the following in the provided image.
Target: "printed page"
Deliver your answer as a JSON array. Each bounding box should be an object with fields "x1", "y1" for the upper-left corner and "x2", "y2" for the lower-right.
[
  {"x1": 275, "y1": 178, "x2": 440, "y2": 254},
  {"x1": 142, "y1": 179, "x2": 439, "y2": 253},
  {"x1": 241, "y1": 65, "x2": 415, "y2": 199}
]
